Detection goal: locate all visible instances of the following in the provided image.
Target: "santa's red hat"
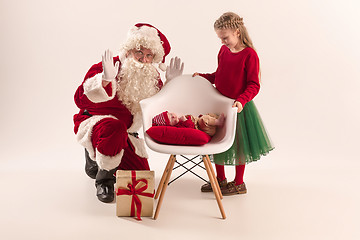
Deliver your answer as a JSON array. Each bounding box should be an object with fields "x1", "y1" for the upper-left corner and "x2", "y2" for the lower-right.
[
  {"x1": 152, "y1": 111, "x2": 170, "y2": 126},
  {"x1": 120, "y1": 23, "x2": 171, "y2": 71}
]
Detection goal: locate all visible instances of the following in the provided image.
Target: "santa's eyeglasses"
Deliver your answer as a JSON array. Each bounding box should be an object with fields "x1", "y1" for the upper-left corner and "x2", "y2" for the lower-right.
[{"x1": 132, "y1": 50, "x2": 154, "y2": 62}]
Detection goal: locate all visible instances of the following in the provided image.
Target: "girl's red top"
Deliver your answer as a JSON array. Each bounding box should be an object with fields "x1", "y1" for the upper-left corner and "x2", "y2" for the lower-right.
[{"x1": 199, "y1": 45, "x2": 260, "y2": 106}]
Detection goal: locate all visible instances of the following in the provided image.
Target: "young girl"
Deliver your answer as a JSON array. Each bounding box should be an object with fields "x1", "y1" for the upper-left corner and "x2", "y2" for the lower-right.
[{"x1": 193, "y1": 12, "x2": 274, "y2": 196}]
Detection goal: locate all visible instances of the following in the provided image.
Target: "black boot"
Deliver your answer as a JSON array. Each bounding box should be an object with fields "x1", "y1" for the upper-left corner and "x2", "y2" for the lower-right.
[
  {"x1": 95, "y1": 168, "x2": 117, "y2": 203},
  {"x1": 85, "y1": 149, "x2": 98, "y2": 179}
]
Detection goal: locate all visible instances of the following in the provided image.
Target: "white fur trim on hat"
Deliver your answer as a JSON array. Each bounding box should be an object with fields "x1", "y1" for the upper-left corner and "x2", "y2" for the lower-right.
[
  {"x1": 120, "y1": 26, "x2": 165, "y2": 64},
  {"x1": 83, "y1": 73, "x2": 117, "y2": 103}
]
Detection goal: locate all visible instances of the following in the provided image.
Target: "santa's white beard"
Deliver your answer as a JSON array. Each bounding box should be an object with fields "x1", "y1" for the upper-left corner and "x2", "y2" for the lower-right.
[{"x1": 117, "y1": 57, "x2": 160, "y2": 115}]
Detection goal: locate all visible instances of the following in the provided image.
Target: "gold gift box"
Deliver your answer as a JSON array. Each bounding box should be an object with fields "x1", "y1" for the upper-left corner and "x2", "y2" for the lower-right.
[{"x1": 115, "y1": 170, "x2": 155, "y2": 218}]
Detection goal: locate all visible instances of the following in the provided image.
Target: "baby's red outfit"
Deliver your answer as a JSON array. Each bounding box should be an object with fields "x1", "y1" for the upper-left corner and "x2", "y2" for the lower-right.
[
  {"x1": 174, "y1": 116, "x2": 195, "y2": 128},
  {"x1": 152, "y1": 112, "x2": 195, "y2": 129}
]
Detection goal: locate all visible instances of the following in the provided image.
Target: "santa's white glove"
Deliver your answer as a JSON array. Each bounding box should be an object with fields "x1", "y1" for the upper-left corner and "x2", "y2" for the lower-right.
[
  {"x1": 102, "y1": 49, "x2": 120, "y2": 81},
  {"x1": 165, "y1": 57, "x2": 184, "y2": 81}
]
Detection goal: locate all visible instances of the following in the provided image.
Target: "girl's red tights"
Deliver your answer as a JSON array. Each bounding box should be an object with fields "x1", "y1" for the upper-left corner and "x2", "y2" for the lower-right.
[
  {"x1": 215, "y1": 164, "x2": 226, "y2": 180},
  {"x1": 215, "y1": 164, "x2": 245, "y2": 185},
  {"x1": 234, "y1": 164, "x2": 245, "y2": 185}
]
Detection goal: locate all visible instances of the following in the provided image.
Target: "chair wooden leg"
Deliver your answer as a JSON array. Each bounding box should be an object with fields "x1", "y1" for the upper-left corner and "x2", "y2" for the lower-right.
[
  {"x1": 153, "y1": 155, "x2": 176, "y2": 220},
  {"x1": 155, "y1": 155, "x2": 174, "y2": 199},
  {"x1": 202, "y1": 156, "x2": 221, "y2": 200},
  {"x1": 203, "y1": 155, "x2": 226, "y2": 219},
  {"x1": 203, "y1": 156, "x2": 218, "y2": 198},
  {"x1": 205, "y1": 155, "x2": 223, "y2": 199}
]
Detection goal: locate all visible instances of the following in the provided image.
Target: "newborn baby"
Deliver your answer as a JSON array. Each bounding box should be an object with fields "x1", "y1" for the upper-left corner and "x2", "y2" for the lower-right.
[{"x1": 152, "y1": 111, "x2": 225, "y2": 136}]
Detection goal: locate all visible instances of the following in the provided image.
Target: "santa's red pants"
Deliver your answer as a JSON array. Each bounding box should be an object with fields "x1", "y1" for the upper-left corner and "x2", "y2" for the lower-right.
[{"x1": 91, "y1": 118, "x2": 150, "y2": 170}]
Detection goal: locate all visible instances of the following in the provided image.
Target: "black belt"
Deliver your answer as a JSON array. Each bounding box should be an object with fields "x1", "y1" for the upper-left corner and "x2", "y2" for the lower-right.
[
  {"x1": 83, "y1": 109, "x2": 92, "y2": 117},
  {"x1": 128, "y1": 132, "x2": 139, "y2": 138}
]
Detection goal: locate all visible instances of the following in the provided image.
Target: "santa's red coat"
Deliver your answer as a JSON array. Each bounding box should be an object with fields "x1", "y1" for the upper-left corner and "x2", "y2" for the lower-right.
[{"x1": 73, "y1": 56, "x2": 163, "y2": 171}]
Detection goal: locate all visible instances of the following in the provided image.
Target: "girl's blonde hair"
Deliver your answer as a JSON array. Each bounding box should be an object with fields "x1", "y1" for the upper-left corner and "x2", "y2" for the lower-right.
[
  {"x1": 214, "y1": 12, "x2": 255, "y2": 51},
  {"x1": 214, "y1": 12, "x2": 261, "y2": 80}
]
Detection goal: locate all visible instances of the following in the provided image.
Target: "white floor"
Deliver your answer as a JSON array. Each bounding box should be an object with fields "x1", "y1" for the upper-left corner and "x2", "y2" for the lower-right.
[{"x1": 1, "y1": 143, "x2": 359, "y2": 240}]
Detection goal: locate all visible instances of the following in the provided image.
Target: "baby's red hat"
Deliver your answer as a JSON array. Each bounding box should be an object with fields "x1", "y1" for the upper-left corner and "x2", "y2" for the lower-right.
[{"x1": 152, "y1": 111, "x2": 170, "y2": 126}]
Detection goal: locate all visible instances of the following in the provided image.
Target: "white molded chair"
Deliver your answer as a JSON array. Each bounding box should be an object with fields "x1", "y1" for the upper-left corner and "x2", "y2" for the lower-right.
[{"x1": 140, "y1": 74, "x2": 237, "y2": 219}]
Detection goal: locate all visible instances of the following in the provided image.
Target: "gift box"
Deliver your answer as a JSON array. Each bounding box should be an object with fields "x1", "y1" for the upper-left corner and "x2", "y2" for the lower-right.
[{"x1": 115, "y1": 170, "x2": 155, "y2": 220}]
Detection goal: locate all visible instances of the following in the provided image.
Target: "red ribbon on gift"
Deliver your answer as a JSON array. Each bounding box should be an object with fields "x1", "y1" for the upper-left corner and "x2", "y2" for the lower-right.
[{"x1": 116, "y1": 170, "x2": 154, "y2": 221}]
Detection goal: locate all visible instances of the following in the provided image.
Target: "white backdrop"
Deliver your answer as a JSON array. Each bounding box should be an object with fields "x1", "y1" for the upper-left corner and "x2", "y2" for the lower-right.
[{"x1": 1, "y1": 0, "x2": 359, "y2": 239}]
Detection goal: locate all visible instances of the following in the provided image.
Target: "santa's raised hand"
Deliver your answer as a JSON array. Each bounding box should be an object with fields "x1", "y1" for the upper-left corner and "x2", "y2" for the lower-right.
[
  {"x1": 165, "y1": 57, "x2": 184, "y2": 82},
  {"x1": 102, "y1": 49, "x2": 120, "y2": 81}
]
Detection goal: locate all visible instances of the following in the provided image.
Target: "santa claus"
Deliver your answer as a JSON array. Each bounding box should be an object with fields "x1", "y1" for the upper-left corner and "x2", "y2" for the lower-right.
[{"x1": 73, "y1": 23, "x2": 184, "y2": 203}]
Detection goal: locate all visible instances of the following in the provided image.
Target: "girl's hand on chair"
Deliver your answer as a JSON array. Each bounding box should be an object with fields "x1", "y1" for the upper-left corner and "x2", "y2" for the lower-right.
[{"x1": 232, "y1": 101, "x2": 243, "y2": 113}]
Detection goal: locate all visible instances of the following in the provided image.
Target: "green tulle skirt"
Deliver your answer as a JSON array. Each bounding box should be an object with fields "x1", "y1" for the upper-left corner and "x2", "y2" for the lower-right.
[{"x1": 211, "y1": 101, "x2": 274, "y2": 165}]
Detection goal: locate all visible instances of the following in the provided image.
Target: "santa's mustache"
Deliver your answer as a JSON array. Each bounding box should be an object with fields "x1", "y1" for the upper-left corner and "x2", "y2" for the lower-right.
[{"x1": 126, "y1": 58, "x2": 151, "y2": 69}]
